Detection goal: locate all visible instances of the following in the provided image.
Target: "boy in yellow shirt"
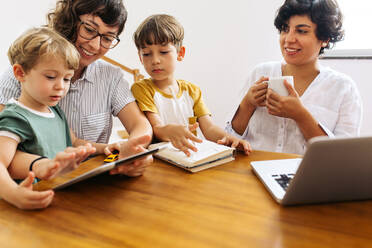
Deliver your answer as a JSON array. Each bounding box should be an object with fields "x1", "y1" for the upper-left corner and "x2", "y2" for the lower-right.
[{"x1": 132, "y1": 14, "x2": 251, "y2": 156}]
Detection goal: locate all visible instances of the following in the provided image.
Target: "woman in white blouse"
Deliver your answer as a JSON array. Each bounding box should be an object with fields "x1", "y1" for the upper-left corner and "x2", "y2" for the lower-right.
[{"x1": 226, "y1": 0, "x2": 362, "y2": 155}]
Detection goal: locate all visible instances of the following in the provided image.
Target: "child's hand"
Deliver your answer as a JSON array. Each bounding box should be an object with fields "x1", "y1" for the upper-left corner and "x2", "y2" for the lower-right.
[
  {"x1": 106, "y1": 135, "x2": 153, "y2": 177},
  {"x1": 34, "y1": 144, "x2": 96, "y2": 180},
  {"x1": 217, "y1": 135, "x2": 252, "y2": 155},
  {"x1": 188, "y1": 122, "x2": 199, "y2": 136},
  {"x1": 165, "y1": 124, "x2": 203, "y2": 156},
  {"x1": 67, "y1": 143, "x2": 96, "y2": 165},
  {"x1": 6, "y1": 172, "x2": 54, "y2": 210}
]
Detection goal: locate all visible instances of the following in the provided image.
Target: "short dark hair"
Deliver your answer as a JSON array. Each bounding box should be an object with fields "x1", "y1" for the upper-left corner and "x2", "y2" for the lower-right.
[
  {"x1": 47, "y1": 0, "x2": 127, "y2": 42},
  {"x1": 274, "y1": 0, "x2": 344, "y2": 54},
  {"x1": 133, "y1": 14, "x2": 184, "y2": 51}
]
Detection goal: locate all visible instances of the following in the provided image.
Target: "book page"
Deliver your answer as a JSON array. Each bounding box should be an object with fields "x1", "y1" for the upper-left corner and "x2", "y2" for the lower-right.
[{"x1": 150, "y1": 140, "x2": 235, "y2": 167}]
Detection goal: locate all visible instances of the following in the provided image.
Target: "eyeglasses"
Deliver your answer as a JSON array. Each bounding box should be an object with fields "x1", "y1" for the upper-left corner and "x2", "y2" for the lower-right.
[{"x1": 78, "y1": 21, "x2": 120, "y2": 49}]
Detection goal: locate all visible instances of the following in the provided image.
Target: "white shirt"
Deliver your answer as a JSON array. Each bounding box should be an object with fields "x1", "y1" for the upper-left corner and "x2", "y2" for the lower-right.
[
  {"x1": 131, "y1": 79, "x2": 210, "y2": 126},
  {"x1": 225, "y1": 61, "x2": 363, "y2": 154}
]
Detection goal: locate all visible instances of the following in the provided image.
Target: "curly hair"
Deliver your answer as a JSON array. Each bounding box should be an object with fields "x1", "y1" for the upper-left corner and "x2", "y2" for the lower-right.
[
  {"x1": 274, "y1": 0, "x2": 344, "y2": 54},
  {"x1": 47, "y1": 0, "x2": 127, "y2": 43}
]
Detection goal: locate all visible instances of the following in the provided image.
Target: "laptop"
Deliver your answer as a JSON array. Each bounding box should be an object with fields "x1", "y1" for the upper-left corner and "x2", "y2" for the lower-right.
[{"x1": 251, "y1": 136, "x2": 372, "y2": 206}]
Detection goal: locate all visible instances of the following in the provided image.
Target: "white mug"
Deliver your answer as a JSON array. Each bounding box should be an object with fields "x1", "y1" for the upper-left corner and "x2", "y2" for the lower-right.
[{"x1": 267, "y1": 76, "x2": 294, "y2": 96}]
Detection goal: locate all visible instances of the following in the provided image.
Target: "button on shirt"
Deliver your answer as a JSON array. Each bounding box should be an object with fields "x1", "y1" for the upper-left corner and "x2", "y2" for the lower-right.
[
  {"x1": 0, "y1": 59, "x2": 135, "y2": 143},
  {"x1": 225, "y1": 61, "x2": 362, "y2": 155}
]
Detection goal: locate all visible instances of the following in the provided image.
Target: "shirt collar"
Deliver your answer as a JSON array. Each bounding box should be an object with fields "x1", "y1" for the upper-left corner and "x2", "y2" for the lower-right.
[
  {"x1": 77, "y1": 60, "x2": 99, "y2": 84},
  {"x1": 8, "y1": 98, "x2": 55, "y2": 118}
]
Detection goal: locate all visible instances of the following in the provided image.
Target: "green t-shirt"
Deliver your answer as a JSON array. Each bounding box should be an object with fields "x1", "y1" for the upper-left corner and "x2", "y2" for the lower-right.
[{"x1": 0, "y1": 103, "x2": 72, "y2": 158}]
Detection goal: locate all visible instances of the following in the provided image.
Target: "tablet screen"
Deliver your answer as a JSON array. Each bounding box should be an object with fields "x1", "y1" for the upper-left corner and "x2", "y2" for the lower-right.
[{"x1": 33, "y1": 147, "x2": 160, "y2": 191}]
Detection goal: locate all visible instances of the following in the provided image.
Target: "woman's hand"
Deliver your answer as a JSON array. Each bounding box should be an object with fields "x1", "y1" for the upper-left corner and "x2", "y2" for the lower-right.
[
  {"x1": 231, "y1": 77, "x2": 269, "y2": 135},
  {"x1": 266, "y1": 80, "x2": 306, "y2": 120},
  {"x1": 243, "y1": 76, "x2": 269, "y2": 108},
  {"x1": 107, "y1": 135, "x2": 153, "y2": 177}
]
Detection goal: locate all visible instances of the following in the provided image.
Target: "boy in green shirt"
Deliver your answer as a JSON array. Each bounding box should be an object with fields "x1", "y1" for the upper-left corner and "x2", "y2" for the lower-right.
[{"x1": 0, "y1": 27, "x2": 151, "y2": 210}]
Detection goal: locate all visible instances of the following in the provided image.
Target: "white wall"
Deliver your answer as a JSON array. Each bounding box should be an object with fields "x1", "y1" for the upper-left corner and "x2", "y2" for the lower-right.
[
  {"x1": 107, "y1": 0, "x2": 283, "y2": 127},
  {"x1": 2, "y1": 0, "x2": 371, "y2": 135},
  {"x1": 0, "y1": 0, "x2": 56, "y2": 66}
]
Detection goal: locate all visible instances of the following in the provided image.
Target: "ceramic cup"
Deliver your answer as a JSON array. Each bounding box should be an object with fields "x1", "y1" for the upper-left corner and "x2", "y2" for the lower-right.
[{"x1": 267, "y1": 76, "x2": 294, "y2": 96}]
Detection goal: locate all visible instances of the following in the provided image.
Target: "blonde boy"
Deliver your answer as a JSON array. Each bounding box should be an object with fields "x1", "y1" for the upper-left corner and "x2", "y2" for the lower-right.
[
  {"x1": 132, "y1": 14, "x2": 251, "y2": 156},
  {"x1": 0, "y1": 28, "x2": 150, "y2": 210}
]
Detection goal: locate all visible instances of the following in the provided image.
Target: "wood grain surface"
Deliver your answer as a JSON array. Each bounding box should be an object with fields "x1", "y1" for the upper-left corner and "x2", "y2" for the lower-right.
[{"x1": 1, "y1": 150, "x2": 371, "y2": 248}]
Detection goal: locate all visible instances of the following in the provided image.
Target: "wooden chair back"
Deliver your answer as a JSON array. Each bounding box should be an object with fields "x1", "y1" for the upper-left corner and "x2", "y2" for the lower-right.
[{"x1": 102, "y1": 56, "x2": 144, "y2": 83}]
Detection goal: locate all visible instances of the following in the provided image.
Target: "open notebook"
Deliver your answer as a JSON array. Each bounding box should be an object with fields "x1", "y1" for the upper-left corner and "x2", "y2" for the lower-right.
[{"x1": 149, "y1": 140, "x2": 235, "y2": 172}]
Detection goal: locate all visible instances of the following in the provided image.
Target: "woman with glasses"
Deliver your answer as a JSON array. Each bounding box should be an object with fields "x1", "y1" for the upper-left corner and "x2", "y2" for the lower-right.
[{"x1": 0, "y1": 0, "x2": 153, "y2": 177}]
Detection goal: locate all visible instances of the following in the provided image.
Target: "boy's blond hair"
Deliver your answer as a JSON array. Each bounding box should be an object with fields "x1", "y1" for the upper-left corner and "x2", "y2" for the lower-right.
[
  {"x1": 133, "y1": 14, "x2": 184, "y2": 51},
  {"x1": 8, "y1": 27, "x2": 80, "y2": 73}
]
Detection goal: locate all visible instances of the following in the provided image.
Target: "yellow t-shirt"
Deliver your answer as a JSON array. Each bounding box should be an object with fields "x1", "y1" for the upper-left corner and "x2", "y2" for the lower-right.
[{"x1": 131, "y1": 79, "x2": 210, "y2": 125}]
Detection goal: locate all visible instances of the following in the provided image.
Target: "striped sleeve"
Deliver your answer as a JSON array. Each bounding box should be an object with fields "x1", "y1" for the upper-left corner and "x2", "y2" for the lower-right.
[
  {"x1": 0, "y1": 67, "x2": 21, "y2": 105},
  {"x1": 111, "y1": 69, "x2": 135, "y2": 116}
]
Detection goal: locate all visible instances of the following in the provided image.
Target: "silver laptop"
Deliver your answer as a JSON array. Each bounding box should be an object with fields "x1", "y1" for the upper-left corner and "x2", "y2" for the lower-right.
[{"x1": 251, "y1": 136, "x2": 372, "y2": 206}]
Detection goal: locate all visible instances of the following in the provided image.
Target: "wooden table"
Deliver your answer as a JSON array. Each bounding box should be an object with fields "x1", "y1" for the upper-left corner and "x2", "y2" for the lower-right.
[{"x1": 1, "y1": 151, "x2": 372, "y2": 248}]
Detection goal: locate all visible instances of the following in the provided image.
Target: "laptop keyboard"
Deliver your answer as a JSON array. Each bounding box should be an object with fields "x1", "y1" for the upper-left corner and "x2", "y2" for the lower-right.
[{"x1": 272, "y1": 173, "x2": 295, "y2": 191}]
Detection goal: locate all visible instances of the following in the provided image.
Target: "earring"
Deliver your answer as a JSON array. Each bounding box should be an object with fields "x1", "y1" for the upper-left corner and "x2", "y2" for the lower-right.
[{"x1": 322, "y1": 42, "x2": 328, "y2": 47}]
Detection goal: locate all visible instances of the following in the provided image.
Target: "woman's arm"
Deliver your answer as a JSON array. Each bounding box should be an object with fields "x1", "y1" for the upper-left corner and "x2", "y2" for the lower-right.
[
  {"x1": 117, "y1": 102, "x2": 153, "y2": 145},
  {"x1": 102, "y1": 103, "x2": 154, "y2": 176},
  {"x1": 266, "y1": 82, "x2": 326, "y2": 141},
  {"x1": 70, "y1": 130, "x2": 106, "y2": 154},
  {"x1": 231, "y1": 77, "x2": 269, "y2": 135},
  {"x1": 231, "y1": 99, "x2": 257, "y2": 135},
  {"x1": 108, "y1": 134, "x2": 153, "y2": 177},
  {"x1": 293, "y1": 107, "x2": 327, "y2": 140}
]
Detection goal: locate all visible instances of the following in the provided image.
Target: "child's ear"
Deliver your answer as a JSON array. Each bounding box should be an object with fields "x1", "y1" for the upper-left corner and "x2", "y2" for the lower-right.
[
  {"x1": 13, "y1": 64, "x2": 26, "y2": 83},
  {"x1": 177, "y1": 46, "x2": 185, "y2": 61}
]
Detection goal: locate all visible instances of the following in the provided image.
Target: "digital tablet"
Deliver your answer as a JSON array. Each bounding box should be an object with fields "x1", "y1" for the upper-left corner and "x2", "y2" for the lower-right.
[{"x1": 51, "y1": 147, "x2": 161, "y2": 190}]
